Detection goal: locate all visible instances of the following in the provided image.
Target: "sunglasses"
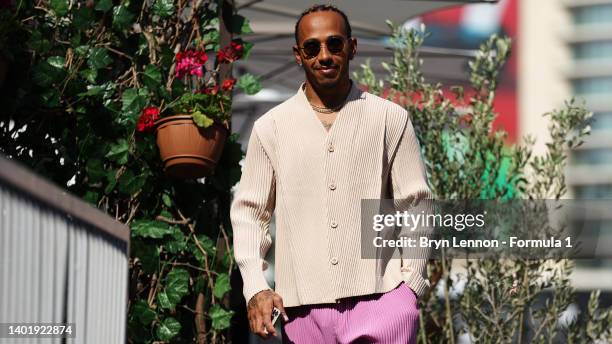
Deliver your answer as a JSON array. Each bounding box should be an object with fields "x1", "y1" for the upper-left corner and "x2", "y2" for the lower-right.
[{"x1": 298, "y1": 35, "x2": 347, "y2": 59}]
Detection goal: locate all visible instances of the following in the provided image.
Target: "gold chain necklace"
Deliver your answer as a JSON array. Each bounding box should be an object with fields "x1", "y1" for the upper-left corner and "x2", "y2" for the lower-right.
[
  {"x1": 304, "y1": 83, "x2": 349, "y2": 113},
  {"x1": 310, "y1": 102, "x2": 345, "y2": 113}
]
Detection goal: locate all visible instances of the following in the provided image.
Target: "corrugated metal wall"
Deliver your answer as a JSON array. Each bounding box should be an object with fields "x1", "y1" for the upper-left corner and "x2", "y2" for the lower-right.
[{"x1": 0, "y1": 159, "x2": 129, "y2": 344}]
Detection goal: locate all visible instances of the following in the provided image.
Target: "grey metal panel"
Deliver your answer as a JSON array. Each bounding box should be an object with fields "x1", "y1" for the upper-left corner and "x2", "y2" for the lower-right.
[
  {"x1": 0, "y1": 164, "x2": 129, "y2": 344},
  {"x1": 66, "y1": 217, "x2": 88, "y2": 343}
]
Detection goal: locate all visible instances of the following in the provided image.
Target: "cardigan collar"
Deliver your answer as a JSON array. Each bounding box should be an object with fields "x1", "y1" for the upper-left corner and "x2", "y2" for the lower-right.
[
  {"x1": 296, "y1": 78, "x2": 365, "y2": 109},
  {"x1": 294, "y1": 79, "x2": 365, "y2": 138}
]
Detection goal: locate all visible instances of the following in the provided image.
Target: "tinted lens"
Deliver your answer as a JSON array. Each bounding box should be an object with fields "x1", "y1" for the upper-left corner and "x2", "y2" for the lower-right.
[
  {"x1": 302, "y1": 40, "x2": 321, "y2": 58},
  {"x1": 326, "y1": 36, "x2": 345, "y2": 53}
]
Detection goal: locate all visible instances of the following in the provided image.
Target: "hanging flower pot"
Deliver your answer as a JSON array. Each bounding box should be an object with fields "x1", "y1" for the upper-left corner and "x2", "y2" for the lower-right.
[
  {"x1": 155, "y1": 114, "x2": 229, "y2": 179},
  {"x1": 134, "y1": 41, "x2": 249, "y2": 179}
]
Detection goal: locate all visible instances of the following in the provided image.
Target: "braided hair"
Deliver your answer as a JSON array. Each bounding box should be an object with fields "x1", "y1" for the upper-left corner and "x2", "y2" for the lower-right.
[{"x1": 294, "y1": 4, "x2": 352, "y2": 44}]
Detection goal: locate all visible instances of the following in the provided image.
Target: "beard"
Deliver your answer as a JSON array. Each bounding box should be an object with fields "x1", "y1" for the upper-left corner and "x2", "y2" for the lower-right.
[{"x1": 305, "y1": 65, "x2": 348, "y2": 89}]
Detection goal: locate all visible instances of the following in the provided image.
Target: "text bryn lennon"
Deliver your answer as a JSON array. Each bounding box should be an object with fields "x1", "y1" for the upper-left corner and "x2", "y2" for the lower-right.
[
  {"x1": 372, "y1": 237, "x2": 501, "y2": 248},
  {"x1": 372, "y1": 237, "x2": 568, "y2": 248}
]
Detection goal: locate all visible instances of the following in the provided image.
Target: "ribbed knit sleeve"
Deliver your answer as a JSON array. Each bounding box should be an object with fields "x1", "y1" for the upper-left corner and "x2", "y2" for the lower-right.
[
  {"x1": 230, "y1": 124, "x2": 275, "y2": 304},
  {"x1": 389, "y1": 109, "x2": 434, "y2": 294},
  {"x1": 388, "y1": 107, "x2": 433, "y2": 209}
]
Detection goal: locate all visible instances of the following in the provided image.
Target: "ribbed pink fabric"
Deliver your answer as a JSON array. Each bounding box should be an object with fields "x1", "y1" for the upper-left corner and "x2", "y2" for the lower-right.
[
  {"x1": 231, "y1": 79, "x2": 433, "y2": 307},
  {"x1": 281, "y1": 282, "x2": 420, "y2": 344}
]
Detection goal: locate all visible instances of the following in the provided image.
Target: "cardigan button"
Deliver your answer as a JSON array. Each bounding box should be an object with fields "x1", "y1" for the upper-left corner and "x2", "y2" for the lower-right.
[
  {"x1": 329, "y1": 183, "x2": 336, "y2": 190},
  {"x1": 330, "y1": 221, "x2": 338, "y2": 228},
  {"x1": 330, "y1": 257, "x2": 339, "y2": 265},
  {"x1": 328, "y1": 144, "x2": 334, "y2": 152}
]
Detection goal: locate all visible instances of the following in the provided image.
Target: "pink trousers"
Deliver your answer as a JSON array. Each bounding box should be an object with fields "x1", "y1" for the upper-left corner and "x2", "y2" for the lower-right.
[{"x1": 281, "y1": 282, "x2": 419, "y2": 344}]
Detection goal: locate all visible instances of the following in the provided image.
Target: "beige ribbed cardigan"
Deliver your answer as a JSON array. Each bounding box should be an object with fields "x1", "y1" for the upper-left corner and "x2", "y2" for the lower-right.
[{"x1": 230, "y1": 79, "x2": 433, "y2": 307}]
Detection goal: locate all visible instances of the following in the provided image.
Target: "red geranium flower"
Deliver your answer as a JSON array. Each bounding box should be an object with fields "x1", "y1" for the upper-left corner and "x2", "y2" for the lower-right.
[
  {"x1": 175, "y1": 50, "x2": 208, "y2": 79},
  {"x1": 136, "y1": 107, "x2": 160, "y2": 133},
  {"x1": 216, "y1": 40, "x2": 244, "y2": 64},
  {"x1": 221, "y1": 78, "x2": 236, "y2": 91}
]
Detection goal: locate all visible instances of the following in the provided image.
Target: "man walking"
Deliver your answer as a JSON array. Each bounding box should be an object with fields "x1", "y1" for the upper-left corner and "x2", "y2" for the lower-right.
[{"x1": 231, "y1": 4, "x2": 432, "y2": 343}]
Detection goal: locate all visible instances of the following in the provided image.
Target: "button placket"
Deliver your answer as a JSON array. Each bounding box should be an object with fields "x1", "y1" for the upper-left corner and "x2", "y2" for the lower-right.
[{"x1": 325, "y1": 138, "x2": 339, "y2": 268}]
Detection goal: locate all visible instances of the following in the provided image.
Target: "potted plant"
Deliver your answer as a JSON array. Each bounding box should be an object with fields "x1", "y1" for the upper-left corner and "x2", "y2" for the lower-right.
[{"x1": 137, "y1": 40, "x2": 245, "y2": 179}]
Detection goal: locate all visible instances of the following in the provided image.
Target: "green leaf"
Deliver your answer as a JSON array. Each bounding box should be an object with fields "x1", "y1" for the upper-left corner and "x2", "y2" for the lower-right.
[
  {"x1": 41, "y1": 89, "x2": 60, "y2": 107},
  {"x1": 50, "y1": 0, "x2": 69, "y2": 17},
  {"x1": 131, "y1": 220, "x2": 172, "y2": 239},
  {"x1": 134, "y1": 134, "x2": 157, "y2": 161},
  {"x1": 86, "y1": 159, "x2": 106, "y2": 183},
  {"x1": 191, "y1": 234, "x2": 216, "y2": 264},
  {"x1": 117, "y1": 171, "x2": 148, "y2": 195},
  {"x1": 165, "y1": 227, "x2": 187, "y2": 254},
  {"x1": 132, "y1": 300, "x2": 156, "y2": 325},
  {"x1": 79, "y1": 82, "x2": 115, "y2": 99},
  {"x1": 28, "y1": 31, "x2": 51, "y2": 53},
  {"x1": 112, "y1": 5, "x2": 135, "y2": 31},
  {"x1": 156, "y1": 291, "x2": 172, "y2": 309},
  {"x1": 156, "y1": 317, "x2": 181, "y2": 342},
  {"x1": 163, "y1": 268, "x2": 189, "y2": 307},
  {"x1": 142, "y1": 65, "x2": 162, "y2": 91},
  {"x1": 221, "y1": 248, "x2": 233, "y2": 269},
  {"x1": 83, "y1": 190, "x2": 99, "y2": 204},
  {"x1": 236, "y1": 73, "x2": 261, "y2": 95},
  {"x1": 241, "y1": 41, "x2": 254, "y2": 60},
  {"x1": 79, "y1": 69, "x2": 97, "y2": 84},
  {"x1": 88, "y1": 47, "x2": 112, "y2": 70},
  {"x1": 162, "y1": 193, "x2": 172, "y2": 207},
  {"x1": 213, "y1": 273, "x2": 231, "y2": 299},
  {"x1": 75, "y1": 45, "x2": 90, "y2": 56},
  {"x1": 32, "y1": 61, "x2": 64, "y2": 87},
  {"x1": 121, "y1": 88, "x2": 149, "y2": 124},
  {"x1": 202, "y1": 30, "x2": 219, "y2": 52},
  {"x1": 130, "y1": 240, "x2": 159, "y2": 274},
  {"x1": 47, "y1": 56, "x2": 66, "y2": 69},
  {"x1": 152, "y1": 0, "x2": 174, "y2": 17},
  {"x1": 73, "y1": 7, "x2": 94, "y2": 30},
  {"x1": 95, "y1": 0, "x2": 113, "y2": 12},
  {"x1": 127, "y1": 318, "x2": 153, "y2": 343},
  {"x1": 230, "y1": 14, "x2": 252, "y2": 35},
  {"x1": 192, "y1": 111, "x2": 213, "y2": 128},
  {"x1": 105, "y1": 138, "x2": 129, "y2": 164},
  {"x1": 105, "y1": 170, "x2": 117, "y2": 194},
  {"x1": 210, "y1": 304, "x2": 234, "y2": 330}
]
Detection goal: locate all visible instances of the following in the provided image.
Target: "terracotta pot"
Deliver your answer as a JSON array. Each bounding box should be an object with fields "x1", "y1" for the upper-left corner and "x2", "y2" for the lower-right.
[{"x1": 155, "y1": 114, "x2": 229, "y2": 179}]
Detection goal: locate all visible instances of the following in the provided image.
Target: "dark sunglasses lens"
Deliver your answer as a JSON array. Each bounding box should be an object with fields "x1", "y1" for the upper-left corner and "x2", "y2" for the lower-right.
[
  {"x1": 303, "y1": 41, "x2": 320, "y2": 57},
  {"x1": 327, "y1": 37, "x2": 344, "y2": 53}
]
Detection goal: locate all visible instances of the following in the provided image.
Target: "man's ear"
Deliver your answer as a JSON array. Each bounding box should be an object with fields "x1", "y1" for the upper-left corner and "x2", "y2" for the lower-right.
[
  {"x1": 348, "y1": 38, "x2": 357, "y2": 60},
  {"x1": 292, "y1": 45, "x2": 302, "y2": 65}
]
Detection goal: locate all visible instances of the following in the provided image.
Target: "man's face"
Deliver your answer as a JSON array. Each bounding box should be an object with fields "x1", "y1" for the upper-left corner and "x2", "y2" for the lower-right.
[{"x1": 293, "y1": 11, "x2": 357, "y2": 89}]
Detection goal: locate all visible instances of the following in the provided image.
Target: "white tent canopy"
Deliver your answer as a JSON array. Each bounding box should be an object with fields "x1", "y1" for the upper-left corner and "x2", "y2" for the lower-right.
[
  {"x1": 236, "y1": 0, "x2": 496, "y2": 36},
  {"x1": 231, "y1": 0, "x2": 498, "y2": 140}
]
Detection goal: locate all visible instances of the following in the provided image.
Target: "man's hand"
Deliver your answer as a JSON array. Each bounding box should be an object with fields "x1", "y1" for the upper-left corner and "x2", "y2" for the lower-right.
[{"x1": 247, "y1": 289, "x2": 289, "y2": 339}]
